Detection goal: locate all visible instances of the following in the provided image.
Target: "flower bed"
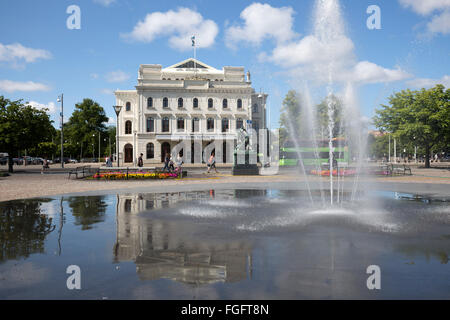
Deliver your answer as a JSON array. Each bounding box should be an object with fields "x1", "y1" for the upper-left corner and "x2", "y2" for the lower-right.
[
  {"x1": 310, "y1": 169, "x2": 357, "y2": 177},
  {"x1": 92, "y1": 171, "x2": 178, "y2": 180}
]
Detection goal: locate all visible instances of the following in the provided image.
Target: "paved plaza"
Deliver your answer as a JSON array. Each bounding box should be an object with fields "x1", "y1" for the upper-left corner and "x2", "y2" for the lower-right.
[{"x1": 1, "y1": 163, "x2": 450, "y2": 202}]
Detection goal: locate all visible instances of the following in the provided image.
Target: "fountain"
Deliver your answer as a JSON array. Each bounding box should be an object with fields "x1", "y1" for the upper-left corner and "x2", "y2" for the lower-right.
[{"x1": 286, "y1": 0, "x2": 368, "y2": 206}]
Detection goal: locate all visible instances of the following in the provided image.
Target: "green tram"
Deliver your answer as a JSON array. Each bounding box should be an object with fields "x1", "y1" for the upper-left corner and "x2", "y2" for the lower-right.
[{"x1": 279, "y1": 138, "x2": 349, "y2": 167}]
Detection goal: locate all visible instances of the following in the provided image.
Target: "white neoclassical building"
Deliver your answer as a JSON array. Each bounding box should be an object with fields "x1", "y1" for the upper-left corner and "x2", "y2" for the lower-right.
[{"x1": 114, "y1": 58, "x2": 267, "y2": 165}]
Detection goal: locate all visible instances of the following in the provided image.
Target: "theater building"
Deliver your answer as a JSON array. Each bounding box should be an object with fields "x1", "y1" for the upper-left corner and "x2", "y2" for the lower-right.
[{"x1": 114, "y1": 58, "x2": 267, "y2": 165}]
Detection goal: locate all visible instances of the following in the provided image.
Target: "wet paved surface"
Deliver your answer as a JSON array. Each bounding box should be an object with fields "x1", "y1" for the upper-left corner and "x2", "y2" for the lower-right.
[{"x1": 0, "y1": 189, "x2": 448, "y2": 299}]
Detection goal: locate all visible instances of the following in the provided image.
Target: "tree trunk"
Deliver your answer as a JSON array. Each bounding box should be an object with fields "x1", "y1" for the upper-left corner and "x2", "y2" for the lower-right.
[
  {"x1": 424, "y1": 145, "x2": 430, "y2": 168},
  {"x1": 7, "y1": 155, "x2": 14, "y2": 173}
]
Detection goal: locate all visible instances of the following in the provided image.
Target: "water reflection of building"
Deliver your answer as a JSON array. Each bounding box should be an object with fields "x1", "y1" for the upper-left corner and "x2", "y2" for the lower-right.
[{"x1": 114, "y1": 192, "x2": 252, "y2": 285}]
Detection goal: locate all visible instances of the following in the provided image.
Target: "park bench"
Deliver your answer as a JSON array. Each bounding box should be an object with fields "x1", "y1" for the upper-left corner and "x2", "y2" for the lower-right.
[
  {"x1": 391, "y1": 164, "x2": 412, "y2": 176},
  {"x1": 68, "y1": 166, "x2": 91, "y2": 179}
]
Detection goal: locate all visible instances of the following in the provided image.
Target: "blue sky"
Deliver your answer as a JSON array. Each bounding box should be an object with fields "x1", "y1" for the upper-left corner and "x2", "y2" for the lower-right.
[{"x1": 1, "y1": 0, "x2": 449, "y2": 129}]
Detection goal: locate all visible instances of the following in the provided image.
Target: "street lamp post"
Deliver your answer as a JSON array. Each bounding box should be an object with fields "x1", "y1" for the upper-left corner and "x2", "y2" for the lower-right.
[
  {"x1": 413, "y1": 136, "x2": 417, "y2": 163},
  {"x1": 57, "y1": 94, "x2": 64, "y2": 168},
  {"x1": 92, "y1": 133, "x2": 95, "y2": 161},
  {"x1": 98, "y1": 131, "x2": 101, "y2": 162},
  {"x1": 113, "y1": 105, "x2": 123, "y2": 167}
]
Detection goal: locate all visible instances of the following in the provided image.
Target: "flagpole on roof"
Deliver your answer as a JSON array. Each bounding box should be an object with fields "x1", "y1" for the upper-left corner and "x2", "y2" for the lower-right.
[{"x1": 192, "y1": 35, "x2": 196, "y2": 78}]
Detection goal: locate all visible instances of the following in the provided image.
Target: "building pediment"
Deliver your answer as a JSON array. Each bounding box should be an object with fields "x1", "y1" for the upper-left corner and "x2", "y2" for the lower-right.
[{"x1": 165, "y1": 58, "x2": 217, "y2": 71}]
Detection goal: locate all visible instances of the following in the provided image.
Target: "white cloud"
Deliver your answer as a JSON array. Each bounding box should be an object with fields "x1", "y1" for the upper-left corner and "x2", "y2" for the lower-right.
[
  {"x1": 107, "y1": 117, "x2": 116, "y2": 124},
  {"x1": 225, "y1": 3, "x2": 297, "y2": 48},
  {"x1": 349, "y1": 61, "x2": 412, "y2": 84},
  {"x1": 105, "y1": 70, "x2": 130, "y2": 83},
  {"x1": 406, "y1": 75, "x2": 450, "y2": 88},
  {"x1": 122, "y1": 8, "x2": 219, "y2": 51},
  {"x1": 427, "y1": 10, "x2": 450, "y2": 34},
  {"x1": 0, "y1": 42, "x2": 52, "y2": 67},
  {"x1": 399, "y1": 0, "x2": 450, "y2": 35},
  {"x1": 254, "y1": 1, "x2": 411, "y2": 86},
  {"x1": 268, "y1": 34, "x2": 355, "y2": 68},
  {"x1": 0, "y1": 80, "x2": 51, "y2": 92},
  {"x1": 27, "y1": 101, "x2": 57, "y2": 114},
  {"x1": 93, "y1": 0, "x2": 116, "y2": 7},
  {"x1": 90, "y1": 73, "x2": 99, "y2": 79},
  {"x1": 398, "y1": 0, "x2": 450, "y2": 15},
  {"x1": 100, "y1": 88, "x2": 114, "y2": 95}
]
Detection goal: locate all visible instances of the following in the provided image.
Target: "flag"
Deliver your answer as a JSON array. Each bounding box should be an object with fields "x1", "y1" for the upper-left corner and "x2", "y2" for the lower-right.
[{"x1": 191, "y1": 35, "x2": 195, "y2": 47}]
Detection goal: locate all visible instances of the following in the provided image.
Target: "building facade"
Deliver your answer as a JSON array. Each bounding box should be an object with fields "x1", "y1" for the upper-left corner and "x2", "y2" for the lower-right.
[{"x1": 114, "y1": 58, "x2": 267, "y2": 165}]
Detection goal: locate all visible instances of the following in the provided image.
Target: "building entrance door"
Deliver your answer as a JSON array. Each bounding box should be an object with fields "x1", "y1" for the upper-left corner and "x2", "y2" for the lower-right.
[{"x1": 124, "y1": 144, "x2": 133, "y2": 163}]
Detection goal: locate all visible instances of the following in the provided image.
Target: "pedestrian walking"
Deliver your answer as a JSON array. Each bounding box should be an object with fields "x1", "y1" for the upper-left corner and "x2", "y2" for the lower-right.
[
  {"x1": 162, "y1": 153, "x2": 170, "y2": 172},
  {"x1": 169, "y1": 154, "x2": 175, "y2": 172},
  {"x1": 206, "y1": 152, "x2": 218, "y2": 173},
  {"x1": 138, "y1": 153, "x2": 143, "y2": 167},
  {"x1": 175, "y1": 153, "x2": 183, "y2": 177}
]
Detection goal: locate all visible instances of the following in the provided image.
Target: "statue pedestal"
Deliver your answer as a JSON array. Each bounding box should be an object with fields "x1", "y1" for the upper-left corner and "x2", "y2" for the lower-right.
[{"x1": 232, "y1": 150, "x2": 259, "y2": 176}]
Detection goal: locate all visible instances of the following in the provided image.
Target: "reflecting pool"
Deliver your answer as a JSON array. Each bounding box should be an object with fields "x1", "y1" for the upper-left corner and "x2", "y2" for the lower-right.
[{"x1": 0, "y1": 189, "x2": 449, "y2": 299}]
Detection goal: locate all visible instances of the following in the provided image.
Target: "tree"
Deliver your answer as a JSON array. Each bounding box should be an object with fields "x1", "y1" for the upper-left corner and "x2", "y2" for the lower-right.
[
  {"x1": 64, "y1": 98, "x2": 109, "y2": 160},
  {"x1": 367, "y1": 134, "x2": 390, "y2": 159},
  {"x1": 279, "y1": 90, "x2": 302, "y2": 146},
  {"x1": 0, "y1": 96, "x2": 54, "y2": 172},
  {"x1": 373, "y1": 85, "x2": 450, "y2": 168},
  {"x1": 36, "y1": 142, "x2": 58, "y2": 158},
  {"x1": 279, "y1": 90, "x2": 344, "y2": 146},
  {"x1": 315, "y1": 95, "x2": 344, "y2": 139}
]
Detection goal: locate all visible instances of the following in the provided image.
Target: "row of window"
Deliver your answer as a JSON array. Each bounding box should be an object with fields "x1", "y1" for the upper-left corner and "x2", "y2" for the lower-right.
[
  {"x1": 124, "y1": 118, "x2": 244, "y2": 134},
  {"x1": 125, "y1": 98, "x2": 246, "y2": 111}
]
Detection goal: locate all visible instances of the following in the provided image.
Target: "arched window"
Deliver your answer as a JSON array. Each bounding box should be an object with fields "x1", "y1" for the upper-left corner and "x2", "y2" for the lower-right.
[
  {"x1": 222, "y1": 118, "x2": 229, "y2": 132},
  {"x1": 163, "y1": 97, "x2": 168, "y2": 108},
  {"x1": 178, "y1": 97, "x2": 183, "y2": 108},
  {"x1": 236, "y1": 118, "x2": 243, "y2": 130},
  {"x1": 146, "y1": 117, "x2": 154, "y2": 132},
  {"x1": 252, "y1": 103, "x2": 258, "y2": 113},
  {"x1": 237, "y1": 99, "x2": 242, "y2": 109},
  {"x1": 223, "y1": 99, "x2": 228, "y2": 109},
  {"x1": 125, "y1": 120, "x2": 132, "y2": 134},
  {"x1": 207, "y1": 118, "x2": 214, "y2": 131},
  {"x1": 208, "y1": 98, "x2": 213, "y2": 109},
  {"x1": 147, "y1": 97, "x2": 153, "y2": 108},
  {"x1": 192, "y1": 117, "x2": 200, "y2": 132},
  {"x1": 126, "y1": 102, "x2": 131, "y2": 111},
  {"x1": 193, "y1": 98, "x2": 198, "y2": 108},
  {"x1": 146, "y1": 143, "x2": 154, "y2": 159},
  {"x1": 162, "y1": 117, "x2": 169, "y2": 132},
  {"x1": 177, "y1": 117, "x2": 184, "y2": 131}
]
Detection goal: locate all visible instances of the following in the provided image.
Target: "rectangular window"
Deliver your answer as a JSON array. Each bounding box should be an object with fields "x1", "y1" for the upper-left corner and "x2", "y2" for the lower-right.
[
  {"x1": 162, "y1": 118, "x2": 169, "y2": 132},
  {"x1": 146, "y1": 117, "x2": 154, "y2": 132},
  {"x1": 177, "y1": 118, "x2": 184, "y2": 132}
]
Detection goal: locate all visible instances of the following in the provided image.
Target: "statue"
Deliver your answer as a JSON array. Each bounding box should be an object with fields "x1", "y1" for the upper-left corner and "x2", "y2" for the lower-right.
[
  {"x1": 236, "y1": 127, "x2": 251, "y2": 152},
  {"x1": 246, "y1": 70, "x2": 251, "y2": 82},
  {"x1": 232, "y1": 127, "x2": 258, "y2": 175}
]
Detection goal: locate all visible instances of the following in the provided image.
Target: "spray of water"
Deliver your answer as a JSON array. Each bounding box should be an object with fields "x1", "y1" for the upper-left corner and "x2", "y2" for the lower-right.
[{"x1": 287, "y1": 0, "x2": 368, "y2": 207}]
